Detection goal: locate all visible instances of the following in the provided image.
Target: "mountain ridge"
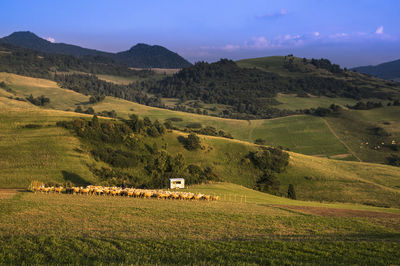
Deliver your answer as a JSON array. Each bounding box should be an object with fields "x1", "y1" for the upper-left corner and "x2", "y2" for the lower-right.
[
  {"x1": 0, "y1": 31, "x2": 192, "y2": 68},
  {"x1": 352, "y1": 58, "x2": 400, "y2": 80}
]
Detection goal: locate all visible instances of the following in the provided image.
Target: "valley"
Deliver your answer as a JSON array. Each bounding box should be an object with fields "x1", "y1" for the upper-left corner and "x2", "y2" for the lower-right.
[{"x1": 0, "y1": 28, "x2": 399, "y2": 264}]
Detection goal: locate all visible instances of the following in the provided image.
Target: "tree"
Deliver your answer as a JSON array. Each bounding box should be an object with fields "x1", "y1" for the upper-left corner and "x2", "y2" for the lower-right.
[
  {"x1": 185, "y1": 133, "x2": 201, "y2": 150},
  {"x1": 91, "y1": 115, "x2": 99, "y2": 128},
  {"x1": 255, "y1": 170, "x2": 280, "y2": 194},
  {"x1": 287, "y1": 184, "x2": 296, "y2": 199}
]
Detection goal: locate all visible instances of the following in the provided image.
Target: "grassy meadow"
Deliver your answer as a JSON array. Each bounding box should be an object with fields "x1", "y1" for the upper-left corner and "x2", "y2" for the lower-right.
[
  {"x1": 1, "y1": 72, "x2": 400, "y2": 264},
  {"x1": 1, "y1": 188, "x2": 400, "y2": 264}
]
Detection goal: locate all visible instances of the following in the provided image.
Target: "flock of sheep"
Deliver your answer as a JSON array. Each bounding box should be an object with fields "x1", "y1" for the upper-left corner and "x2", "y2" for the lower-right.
[{"x1": 31, "y1": 185, "x2": 219, "y2": 201}]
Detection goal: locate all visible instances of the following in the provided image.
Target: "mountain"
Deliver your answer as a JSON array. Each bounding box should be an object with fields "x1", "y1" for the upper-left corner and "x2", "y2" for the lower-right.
[
  {"x1": 0, "y1": 31, "x2": 191, "y2": 68},
  {"x1": 352, "y1": 59, "x2": 400, "y2": 80},
  {"x1": 114, "y1": 43, "x2": 192, "y2": 69},
  {"x1": 0, "y1": 31, "x2": 111, "y2": 57}
]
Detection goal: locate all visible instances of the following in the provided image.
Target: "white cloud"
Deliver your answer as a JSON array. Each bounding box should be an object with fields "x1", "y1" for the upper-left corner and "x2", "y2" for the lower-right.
[
  {"x1": 221, "y1": 44, "x2": 240, "y2": 52},
  {"x1": 375, "y1": 26, "x2": 384, "y2": 35},
  {"x1": 249, "y1": 36, "x2": 272, "y2": 48},
  {"x1": 46, "y1": 37, "x2": 55, "y2": 43},
  {"x1": 314, "y1": 32, "x2": 320, "y2": 37}
]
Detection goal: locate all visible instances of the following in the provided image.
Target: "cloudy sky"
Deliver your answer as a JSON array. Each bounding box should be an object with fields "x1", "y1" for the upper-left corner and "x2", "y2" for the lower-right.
[{"x1": 1, "y1": 0, "x2": 399, "y2": 67}]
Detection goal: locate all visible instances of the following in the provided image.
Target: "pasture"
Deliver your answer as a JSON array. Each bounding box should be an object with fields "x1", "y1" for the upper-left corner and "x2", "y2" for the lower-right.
[
  {"x1": 0, "y1": 94, "x2": 399, "y2": 209},
  {"x1": 0, "y1": 72, "x2": 353, "y2": 157},
  {"x1": 0, "y1": 188, "x2": 399, "y2": 264}
]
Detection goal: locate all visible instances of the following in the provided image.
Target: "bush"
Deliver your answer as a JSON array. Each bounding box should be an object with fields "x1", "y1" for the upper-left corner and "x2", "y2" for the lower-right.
[
  {"x1": 26, "y1": 94, "x2": 50, "y2": 106},
  {"x1": 178, "y1": 133, "x2": 201, "y2": 150},
  {"x1": 287, "y1": 184, "x2": 296, "y2": 199},
  {"x1": 186, "y1": 122, "x2": 202, "y2": 129},
  {"x1": 387, "y1": 154, "x2": 400, "y2": 167}
]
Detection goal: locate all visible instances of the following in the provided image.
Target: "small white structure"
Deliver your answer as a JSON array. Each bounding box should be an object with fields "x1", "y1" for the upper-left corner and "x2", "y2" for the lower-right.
[{"x1": 169, "y1": 178, "x2": 185, "y2": 189}]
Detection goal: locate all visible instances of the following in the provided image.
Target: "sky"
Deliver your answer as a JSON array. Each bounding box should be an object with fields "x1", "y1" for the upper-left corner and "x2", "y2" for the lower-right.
[{"x1": 1, "y1": 0, "x2": 399, "y2": 67}]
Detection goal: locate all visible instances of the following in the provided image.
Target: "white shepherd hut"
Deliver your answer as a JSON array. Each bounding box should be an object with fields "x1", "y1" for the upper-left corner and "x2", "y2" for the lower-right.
[{"x1": 169, "y1": 178, "x2": 185, "y2": 189}]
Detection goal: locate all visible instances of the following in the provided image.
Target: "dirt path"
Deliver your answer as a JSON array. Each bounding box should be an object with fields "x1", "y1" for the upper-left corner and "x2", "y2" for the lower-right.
[
  {"x1": 274, "y1": 205, "x2": 400, "y2": 218},
  {"x1": 0, "y1": 189, "x2": 19, "y2": 200},
  {"x1": 320, "y1": 117, "x2": 362, "y2": 162}
]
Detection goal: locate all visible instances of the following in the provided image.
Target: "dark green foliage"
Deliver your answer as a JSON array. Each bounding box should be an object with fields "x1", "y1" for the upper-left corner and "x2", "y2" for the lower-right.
[
  {"x1": 0, "y1": 81, "x2": 6, "y2": 88},
  {"x1": 98, "y1": 110, "x2": 117, "y2": 118},
  {"x1": 0, "y1": 42, "x2": 153, "y2": 79},
  {"x1": 369, "y1": 127, "x2": 390, "y2": 137},
  {"x1": 165, "y1": 117, "x2": 183, "y2": 122},
  {"x1": 387, "y1": 154, "x2": 400, "y2": 167},
  {"x1": 287, "y1": 184, "x2": 296, "y2": 199},
  {"x1": 57, "y1": 115, "x2": 216, "y2": 187},
  {"x1": 55, "y1": 74, "x2": 163, "y2": 108},
  {"x1": 254, "y1": 170, "x2": 280, "y2": 194},
  {"x1": 92, "y1": 148, "x2": 139, "y2": 168},
  {"x1": 186, "y1": 165, "x2": 219, "y2": 184},
  {"x1": 307, "y1": 104, "x2": 342, "y2": 117},
  {"x1": 247, "y1": 148, "x2": 289, "y2": 173},
  {"x1": 22, "y1": 124, "x2": 42, "y2": 129},
  {"x1": 153, "y1": 120, "x2": 166, "y2": 135},
  {"x1": 150, "y1": 59, "x2": 396, "y2": 119},
  {"x1": 310, "y1": 58, "x2": 343, "y2": 74},
  {"x1": 255, "y1": 138, "x2": 266, "y2": 145},
  {"x1": 150, "y1": 59, "x2": 296, "y2": 119},
  {"x1": 89, "y1": 95, "x2": 105, "y2": 104},
  {"x1": 247, "y1": 147, "x2": 289, "y2": 194},
  {"x1": 178, "y1": 133, "x2": 201, "y2": 150},
  {"x1": 186, "y1": 122, "x2": 202, "y2": 129},
  {"x1": 26, "y1": 94, "x2": 50, "y2": 106},
  {"x1": 187, "y1": 126, "x2": 233, "y2": 139},
  {"x1": 348, "y1": 101, "x2": 383, "y2": 110},
  {"x1": 113, "y1": 43, "x2": 192, "y2": 68}
]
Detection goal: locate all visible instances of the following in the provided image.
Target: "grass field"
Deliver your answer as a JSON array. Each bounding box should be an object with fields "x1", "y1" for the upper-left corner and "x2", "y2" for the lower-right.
[
  {"x1": 275, "y1": 93, "x2": 357, "y2": 110},
  {"x1": 0, "y1": 95, "x2": 399, "y2": 208},
  {"x1": 0, "y1": 188, "x2": 399, "y2": 264},
  {"x1": 1, "y1": 73, "x2": 400, "y2": 263},
  {"x1": 0, "y1": 96, "x2": 97, "y2": 187},
  {"x1": 0, "y1": 72, "x2": 351, "y2": 157},
  {"x1": 324, "y1": 107, "x2": 400, "y2": 163}
]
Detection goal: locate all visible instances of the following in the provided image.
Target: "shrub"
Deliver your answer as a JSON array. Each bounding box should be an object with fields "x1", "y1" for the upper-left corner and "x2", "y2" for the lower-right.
[
  {"x1": 186, "y1": 122, "x2": 202, "y2": 129},
  {"x1": 287, "y1": 184, "x2": 296, "y2": 199}
]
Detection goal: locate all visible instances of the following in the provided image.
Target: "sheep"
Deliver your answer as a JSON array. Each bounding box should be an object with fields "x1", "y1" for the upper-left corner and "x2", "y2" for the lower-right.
[
  {"x1": 33, "y1": 183, "x2": 219, "y2": 202},
  {"x1": 54, "y1": 187, "x2": 63, "y2": 194}
]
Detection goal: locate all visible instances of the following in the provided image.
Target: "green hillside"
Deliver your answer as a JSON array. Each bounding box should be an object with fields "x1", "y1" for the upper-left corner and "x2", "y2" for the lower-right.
[
  {"x1": 1, "y1": 72, "x2": 350, "y2": 157},
  {"x1": 3, "y1": 71, "x2": 400, "y2": 165},
  {"x1": 1, "y1": 72, "x2": 400, "y2": 264},
  {"x1": 1, "y1": 90, "x2": 399, "y2": 208}
]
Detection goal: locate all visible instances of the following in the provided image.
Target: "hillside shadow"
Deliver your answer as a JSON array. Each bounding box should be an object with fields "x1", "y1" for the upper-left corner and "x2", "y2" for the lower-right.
[{"x1": 61, "y1": 170, "x2": 89, "y2": 186}]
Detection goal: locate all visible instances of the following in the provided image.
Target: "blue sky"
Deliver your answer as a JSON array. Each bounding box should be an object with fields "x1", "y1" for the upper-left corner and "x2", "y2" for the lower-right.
[{"x1": 1, "y1": 0, "x2": 399, "y2": 67}]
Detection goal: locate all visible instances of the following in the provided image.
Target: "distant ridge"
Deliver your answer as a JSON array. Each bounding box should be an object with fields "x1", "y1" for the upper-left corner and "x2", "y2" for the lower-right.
[
  {"x1": 114, "y1": 43, "x2": 192, "y2": 69},
  {"x1": 352, "y1": 59, "x2": 400, "y2": 81},
  {"x1": 0, "y1": 31, "x2": 192, "y2": 68}
]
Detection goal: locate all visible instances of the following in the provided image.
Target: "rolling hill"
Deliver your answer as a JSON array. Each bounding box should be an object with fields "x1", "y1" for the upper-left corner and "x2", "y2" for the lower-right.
[
  {"x1": 0, "y1": 31, "x2": 191, "y2": 68},
  {"x1": 352, "y1": 58, "x2": 400, "y2": 81},
  {"x1": 0, "y1": 72, "x2": 399, "y2": 209},
  {"x1": 1, "y1": 70, "x2": 400, "y2": 265}
]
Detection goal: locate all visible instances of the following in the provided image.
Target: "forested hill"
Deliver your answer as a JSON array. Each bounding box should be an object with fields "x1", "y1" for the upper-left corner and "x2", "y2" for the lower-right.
[
  {"x1": 0, "y1": 42, "x2": 153, "y2": 79},
  {"x1": 150, "y1": 58, "x2": 400, "y2": 118},
  {"x1": 114, "y1": 44, "x2": 192, "y2": 68},
  {"x1": 0, "y1": 31, "x2": 111, "y2": 58},
  {"x1": 0, "y1": 31, "x2": 191, "y2": 68},
  {"x1": 352, "y1": 59, "x2": 400, "y2": 81}
]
